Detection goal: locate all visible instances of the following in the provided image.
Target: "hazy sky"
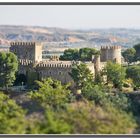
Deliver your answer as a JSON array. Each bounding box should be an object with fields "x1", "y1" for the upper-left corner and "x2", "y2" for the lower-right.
[{"x1": 0, "y1": 5, "x2": 140, "y2": 29}]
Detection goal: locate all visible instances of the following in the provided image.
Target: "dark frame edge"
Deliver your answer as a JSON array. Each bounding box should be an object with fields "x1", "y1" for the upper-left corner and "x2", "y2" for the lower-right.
[
  {"x1": 0, "y1": 2, "x2": 140, "y2": 5},
  {"x1": 1, "y1": 134, "x2": 140, "y2": 138}
]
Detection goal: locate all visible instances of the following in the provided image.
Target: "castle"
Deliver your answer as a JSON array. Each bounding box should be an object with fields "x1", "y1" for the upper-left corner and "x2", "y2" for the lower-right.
[{"x1": 10, "y1": 42, "x2": 121, "y2": 86}]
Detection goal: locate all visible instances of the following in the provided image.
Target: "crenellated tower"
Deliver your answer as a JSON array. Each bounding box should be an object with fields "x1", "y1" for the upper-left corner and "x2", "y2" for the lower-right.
[
  {"x1": 100, "y1": 46, "x2": 121, "y2": 64},
  {"x1": 10, "y1": 42, "x2": 42, "y2": 62}
]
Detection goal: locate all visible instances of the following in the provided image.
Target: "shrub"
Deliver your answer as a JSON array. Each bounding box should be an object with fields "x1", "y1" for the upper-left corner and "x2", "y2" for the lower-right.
[
  {"x1": 42, "y1": 101, "x2": 137, "y2": 134},
  {"x1": 0, "y1": 92, "x2": 26, "y2": 134}
]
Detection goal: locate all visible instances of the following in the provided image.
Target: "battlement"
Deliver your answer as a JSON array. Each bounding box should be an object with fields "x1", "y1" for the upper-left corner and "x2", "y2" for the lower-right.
[
  {"x1": 101, "y1": 46, "x2": 121, "y2": 50},
  {"x1": 10, "y1": 42, "x2": 41, "y2": 46},
  {"x1": 36, "y1": 61, "x2": 74, "y2": 68},
  {"x1": 19, "y1": 59, "x2": 33, "y2": 66}
]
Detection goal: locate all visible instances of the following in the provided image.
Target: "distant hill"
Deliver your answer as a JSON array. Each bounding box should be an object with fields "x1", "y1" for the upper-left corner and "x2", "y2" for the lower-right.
[
  {"x1": 0, "y1": 25, "x2": 140, "y2": 48},
  {"x1": 0, "y1": 25, "x2": 87, "y2": 45}
]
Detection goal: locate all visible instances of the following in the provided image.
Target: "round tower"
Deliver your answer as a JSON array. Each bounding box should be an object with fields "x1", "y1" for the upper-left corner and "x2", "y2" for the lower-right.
[{"x1": 100, "y1": 46, "x2": 121, "y2": 64}]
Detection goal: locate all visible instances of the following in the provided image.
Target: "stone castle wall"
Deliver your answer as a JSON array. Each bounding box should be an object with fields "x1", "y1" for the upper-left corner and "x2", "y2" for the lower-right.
[{"x1": 36, "y1": 61, "x2": 73, "y2": 84}]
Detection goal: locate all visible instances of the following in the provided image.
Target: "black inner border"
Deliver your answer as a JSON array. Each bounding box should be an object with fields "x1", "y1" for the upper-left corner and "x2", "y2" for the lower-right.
[{"x1": 0, "y1": 1, "x2": 140, "y2": 138}]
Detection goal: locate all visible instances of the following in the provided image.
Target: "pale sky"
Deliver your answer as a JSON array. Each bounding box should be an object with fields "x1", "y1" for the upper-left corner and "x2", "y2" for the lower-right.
[{"x1": 0, "y1": 5, "x2": 140, "y2": 29}]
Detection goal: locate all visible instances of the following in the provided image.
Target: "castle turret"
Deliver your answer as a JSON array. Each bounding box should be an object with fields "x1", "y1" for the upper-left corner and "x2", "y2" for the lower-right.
[
  {"x1": 100, "y1": 46, "x2": 121, "y2": 64},
  {"x1": 10, "y1": 42, "x2": 42, "y2": 63}
]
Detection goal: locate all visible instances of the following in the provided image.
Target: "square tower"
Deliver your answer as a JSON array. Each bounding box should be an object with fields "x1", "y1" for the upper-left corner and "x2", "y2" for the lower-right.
[{"x1": 10, "y1": 42, "x2": 42, "y2": 62}]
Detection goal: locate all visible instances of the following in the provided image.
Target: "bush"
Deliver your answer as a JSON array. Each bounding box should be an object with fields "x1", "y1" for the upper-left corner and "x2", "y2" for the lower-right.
[
  {"x1": 36, "y1": 110, "x2": 72, "y2": 134},
  {"x1": 107, "y1": 92, "x2": 131, "y2": 112},
  {"x1": 82, "y1": 82, "x2": 131, "y2": 112},
  {"x1": 41, "y1": 101, "x2": 136, "y2": 134},
  {"x1": 0, "y1": 92, "x2": 26, "y2": 134},
  {"x1": 82, "y1": 83, "x2": 107, "y2": 106}
]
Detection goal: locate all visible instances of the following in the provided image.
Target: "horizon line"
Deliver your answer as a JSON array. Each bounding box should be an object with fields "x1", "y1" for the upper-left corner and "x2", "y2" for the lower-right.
[{"x1": 0, "y1": 24, "x2": 140, "y2": 30}]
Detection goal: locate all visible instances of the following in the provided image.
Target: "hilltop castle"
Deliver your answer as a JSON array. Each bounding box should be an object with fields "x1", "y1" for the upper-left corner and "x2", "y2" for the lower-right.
[{"x1": 10, "y1": 42, "x2": 121, "y2": 86}]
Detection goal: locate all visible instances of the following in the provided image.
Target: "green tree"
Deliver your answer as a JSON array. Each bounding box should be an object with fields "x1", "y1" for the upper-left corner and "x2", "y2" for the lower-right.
[
  {"x1": 79, "y1": 48, "x2": 100, "y2": 61},
  {"x1": 102, "y1": 61, "x2": 126, "y2": 89},
  {"x1": 134, "y1": 43, "x2": 140, "y2": 61},
  {"x1": 107, "y1": 92, "x2": 131, "y2": 112},
  {"x1": 60, "y1": 49, "x2": 79, "y2": 61},
  {"x1": 94, "y1": 72, "x2": 103, "y2": 84},
  {"x1": 29, "y1": 78, "x2": 72, "y2": 109},
  {"x1": 0, "y1": 92, "x2": 26, "y2": 134},
  {"x1": 69, "y1": 62, "x2": 94, "y2": 89},
  {"x1": 122, "y1": 48, "x2": 136, "y2": 65},
  {"x1": 0, "y1": 52, "x2": 18, "y2": 89},
  {"x1": 60, "y1": 48, "x2": 100, "y2": 61},
  {"x1": 82, "y1": 83, "x2": 107, "y2": 106},
  {"x1": 126, "y1": 65, "x2": 140, "y2": 88}
]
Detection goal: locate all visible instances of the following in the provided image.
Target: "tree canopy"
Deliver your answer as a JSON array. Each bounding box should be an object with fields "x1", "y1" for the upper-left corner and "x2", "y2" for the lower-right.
[
  {"x1": 29, "y1": 78, "x2": 72, "y2": 109},
  {"x1": 102, "y1": 61, "x2": 126, "y2": 89},
  {"x1": 126, "y1": 65, "x2": 140, "y2": 88},
  {"x1": 0, "y1": 52, "x2": 18, "y2": 89},
  {"x1": 122, "y1": 48, "x2": 136, "y2": 65},
  {"x1": 69, "y1": 62, "x2": 94, "y2": 89},
  {"x1": 60, "y1": 48, "x2": 100, "y2": 61},
  {"x1": 134, "y1": 43, "x2": 140, "y2": 61},
  {"x1": 0, "y1": 92, "x2": 26, "y2": 134},
  {"x1": 79, "y1": 48, "x2": 100, "y2": 61},
  {"x1": 60, "y1": 49, "x2": 79, "y2": 61}
]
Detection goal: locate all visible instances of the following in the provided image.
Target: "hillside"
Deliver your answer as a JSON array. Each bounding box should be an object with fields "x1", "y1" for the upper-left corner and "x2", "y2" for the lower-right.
[{"x1": 0, "y1": 25, "x2": 140, "y2": 48}]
